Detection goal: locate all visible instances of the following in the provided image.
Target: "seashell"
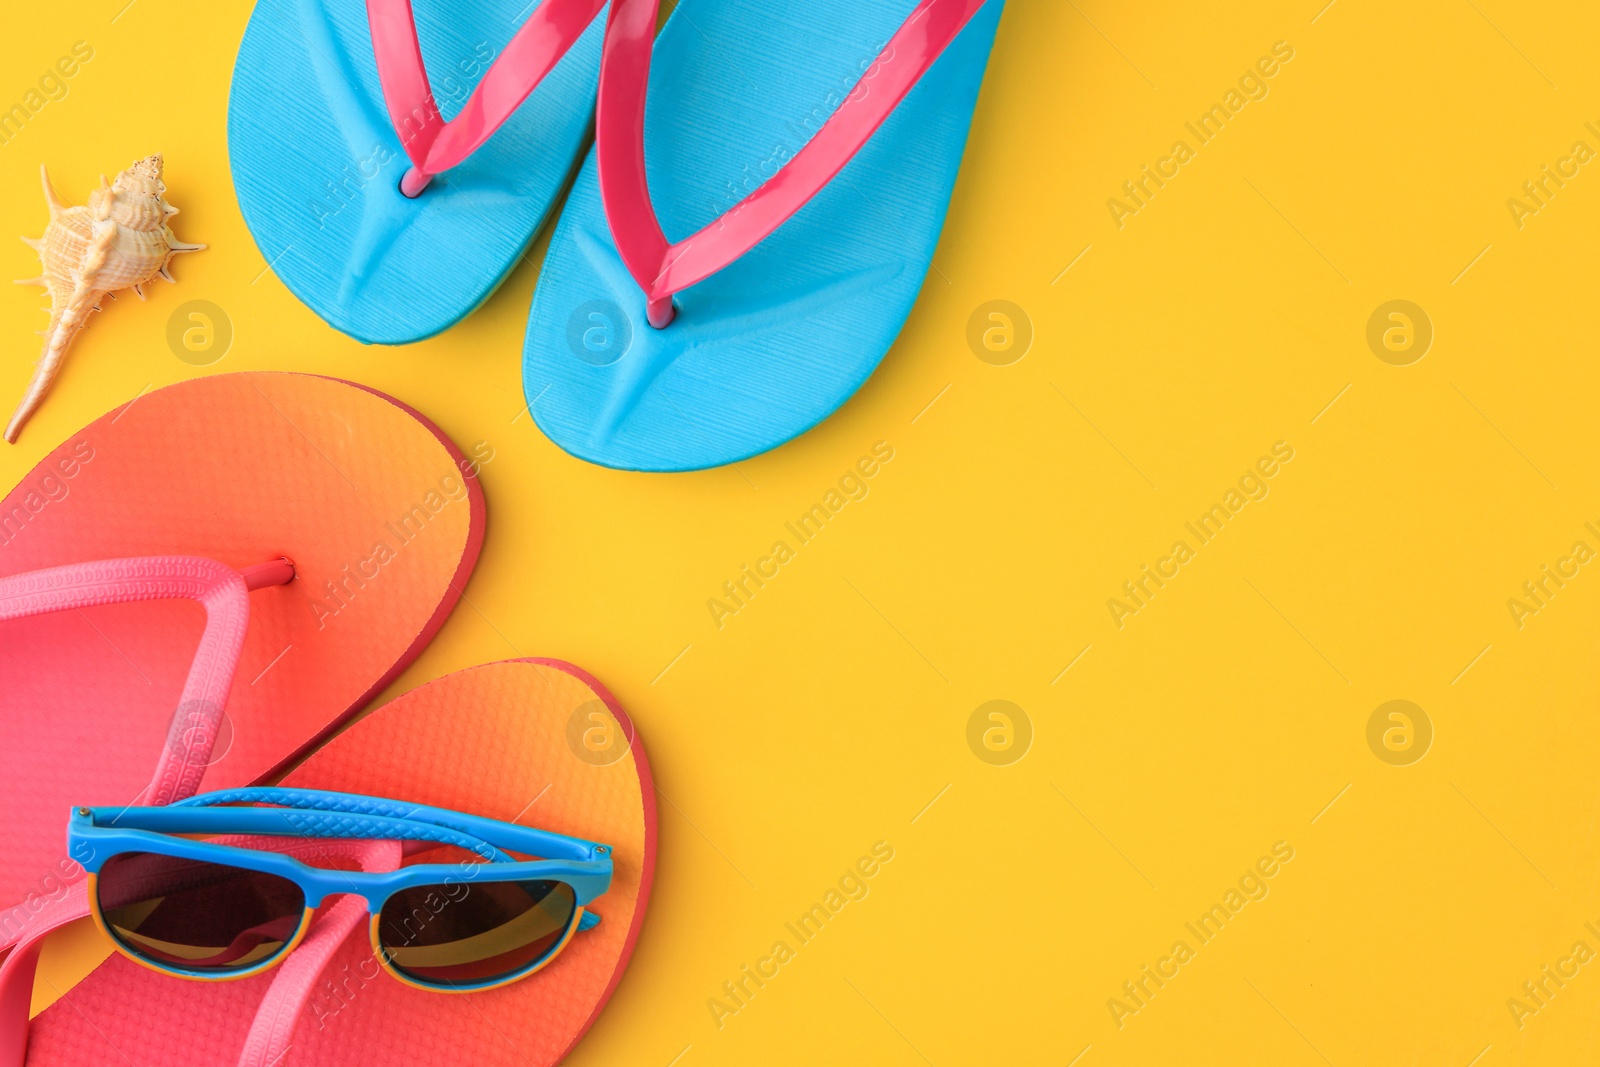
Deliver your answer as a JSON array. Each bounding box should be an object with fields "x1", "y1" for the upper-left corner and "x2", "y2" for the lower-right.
[{"x1": 7, "y1": 154, "x2": 204, "y2": 443}]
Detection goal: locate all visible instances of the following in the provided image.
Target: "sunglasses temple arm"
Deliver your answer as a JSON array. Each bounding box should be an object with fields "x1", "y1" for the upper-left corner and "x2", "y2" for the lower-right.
[
  {"x1": 166, "y1": 787, "x2": 606, "y2": 862},
  {"x1": 88, "y1": 805, "x2": 515, "y2": 863}
]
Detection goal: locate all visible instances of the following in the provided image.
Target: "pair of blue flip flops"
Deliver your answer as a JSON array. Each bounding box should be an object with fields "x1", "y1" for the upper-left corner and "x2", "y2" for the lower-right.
[{"x1": 229, "y1": 0, "x2": 1005, "y2": 471}]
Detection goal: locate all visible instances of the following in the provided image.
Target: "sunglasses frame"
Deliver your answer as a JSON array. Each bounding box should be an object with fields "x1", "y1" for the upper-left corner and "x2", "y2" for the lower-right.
[{"x1": 68, "y1": 787, "x2": 613, "y2": 993}]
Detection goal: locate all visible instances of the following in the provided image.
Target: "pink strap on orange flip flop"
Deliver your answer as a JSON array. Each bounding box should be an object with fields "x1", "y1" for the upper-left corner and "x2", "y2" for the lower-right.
[
  {"x1": 367, "y1": 0, "x2": 608, "y2": 196},
  {"x1": 235, "y1": 839, "x2": 403, "y2": 1067},
  {"x1": 0, "y1": 883, "x2": 87, "y2": 1067},
  {"x1": 0, "y1": 556, "x2": 291, "y2": 1065},
  {"x1": 594, "y1": 0, "x2": 989, "y2": 327},
  {"x1": 0, "y1": 556, "x2": 293, "y2": 808},
  {"x1": 0, "y1": 839, "x2": 400, "y2": 1067}
]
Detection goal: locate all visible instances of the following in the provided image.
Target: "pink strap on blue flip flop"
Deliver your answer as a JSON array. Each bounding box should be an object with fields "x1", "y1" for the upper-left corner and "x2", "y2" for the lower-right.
[
  {"x1": 231, "y1": 0, "x2": 608, "y2": 342},
  {"x1": 367, "y1": 0, "x2": 608, "y2": 196},
  {"x1": 521, "y1": 0, "x2": 1006, "y2": 470},
  {"x1": 595, "y1": 0, "x2": 989, "y2": 327}
]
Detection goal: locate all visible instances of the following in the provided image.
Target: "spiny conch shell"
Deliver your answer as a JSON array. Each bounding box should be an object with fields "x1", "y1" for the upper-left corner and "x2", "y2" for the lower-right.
[{"x1": 7, "y1": 154, "x2": 204, "y2": 443}]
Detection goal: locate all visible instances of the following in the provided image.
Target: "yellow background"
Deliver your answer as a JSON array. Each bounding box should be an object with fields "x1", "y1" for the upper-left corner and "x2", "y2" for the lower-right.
[{"x1": 5, "y1": 0, "x2": 1600, "y2": 1063}]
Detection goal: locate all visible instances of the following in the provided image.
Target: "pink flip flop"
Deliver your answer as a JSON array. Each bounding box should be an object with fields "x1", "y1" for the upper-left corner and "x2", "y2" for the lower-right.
[
  {"x1": 0, "y1": 373, "x2": 485, "y2": 986},
  {"x1": 6, "y1": 660, "x2": 654, "y2": 1067}
]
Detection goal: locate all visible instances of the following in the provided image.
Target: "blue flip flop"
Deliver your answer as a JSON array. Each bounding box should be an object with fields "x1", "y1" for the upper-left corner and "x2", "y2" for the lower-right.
[
  {"x1": 520, "y1": 0, "x2": 1006, "y2": 472},
  {"x1": 229, "y1": 0, "x2": 609, "y2": 344}
]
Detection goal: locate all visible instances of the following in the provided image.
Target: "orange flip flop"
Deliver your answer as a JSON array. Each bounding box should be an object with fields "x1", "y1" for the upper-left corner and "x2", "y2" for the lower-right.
[
  {"x1": 18, "y1": 659, "x2": 655, "y2": 1066},
  {"x1": 0, "y1": 372, "x2": 485, "y2": 929}
]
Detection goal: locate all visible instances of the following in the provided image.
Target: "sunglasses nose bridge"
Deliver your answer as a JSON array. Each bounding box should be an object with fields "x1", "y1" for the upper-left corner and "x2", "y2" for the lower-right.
[
  {"x1": 299, "y1": 878, "x2": 392, "y2": 914},
  {"x1": 301, "y1": 888, "x2": 356, "y2": 908},
  {"x1": 296, "y1": 837, "x2": 405, "y2": 909}
]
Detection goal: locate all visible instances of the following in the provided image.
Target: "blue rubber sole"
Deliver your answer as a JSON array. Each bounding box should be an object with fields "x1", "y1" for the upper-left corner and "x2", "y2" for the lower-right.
[
  {"x1": 229, "y1": 0, "x2": 605, "y2": 345},
  {"x1": 522, "y1": 0, "x2": 1005, "y2": 471}
]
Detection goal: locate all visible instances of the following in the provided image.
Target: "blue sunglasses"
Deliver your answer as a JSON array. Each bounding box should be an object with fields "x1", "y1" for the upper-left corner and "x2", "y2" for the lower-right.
[{"x1": 68, "y1": 787, "x2": 612, "y2": 993}]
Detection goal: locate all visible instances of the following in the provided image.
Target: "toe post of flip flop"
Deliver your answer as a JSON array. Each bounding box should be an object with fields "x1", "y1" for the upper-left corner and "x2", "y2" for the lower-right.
[
  {"x1": 0, "y1": 371, "x2": 484, "y2": 959},
  {"x1": 229, "y1": 0, "x2": 610, "y2": 343},
  {"x1": 523, "y1": 0, "x2": 1007, "y2": 471}
]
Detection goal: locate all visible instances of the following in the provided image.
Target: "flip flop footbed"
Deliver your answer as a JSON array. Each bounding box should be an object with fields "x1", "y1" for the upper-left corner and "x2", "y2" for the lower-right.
[
  {"x1": 24, "y1": 660, "x2": 654, "y2": 1067},
  {"x1": 523, "y1": 0, "x2": 1006, "y2": 470},
  {"x1": 0, "y1": 372, "x2": 484, "y2": 911},
  {"x1": 230, "y1": 0, "x2": 605, "y2": 343}
]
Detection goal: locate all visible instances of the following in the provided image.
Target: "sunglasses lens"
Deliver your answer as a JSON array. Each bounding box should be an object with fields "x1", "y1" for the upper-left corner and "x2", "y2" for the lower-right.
[
  {"x1": 95, "y1": 851, "x2": 306, "y2": 975},
  {"x1": 378, "y1": 878, "x2": 578, "y2": 987}
]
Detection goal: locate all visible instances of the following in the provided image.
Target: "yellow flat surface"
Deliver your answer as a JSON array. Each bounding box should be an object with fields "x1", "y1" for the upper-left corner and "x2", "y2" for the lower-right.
[{"x1": 4, "y1": 1, "x2": 1600, "y2": 1063}]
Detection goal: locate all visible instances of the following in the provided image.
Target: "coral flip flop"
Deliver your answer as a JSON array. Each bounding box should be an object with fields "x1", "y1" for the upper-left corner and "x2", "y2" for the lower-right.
[
  {"x1": 521, "y1": 0, "x2": 1006, "y2": 471},
  {"x1": 229, "y1": 0, "x2": 610, "y2": 343},
  {"x1": 0, "y1": 372, "x2": 484, "y2": 945},
  {"x1": 7, "y1": 660, "x2": 654, "y2": 1067}
]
